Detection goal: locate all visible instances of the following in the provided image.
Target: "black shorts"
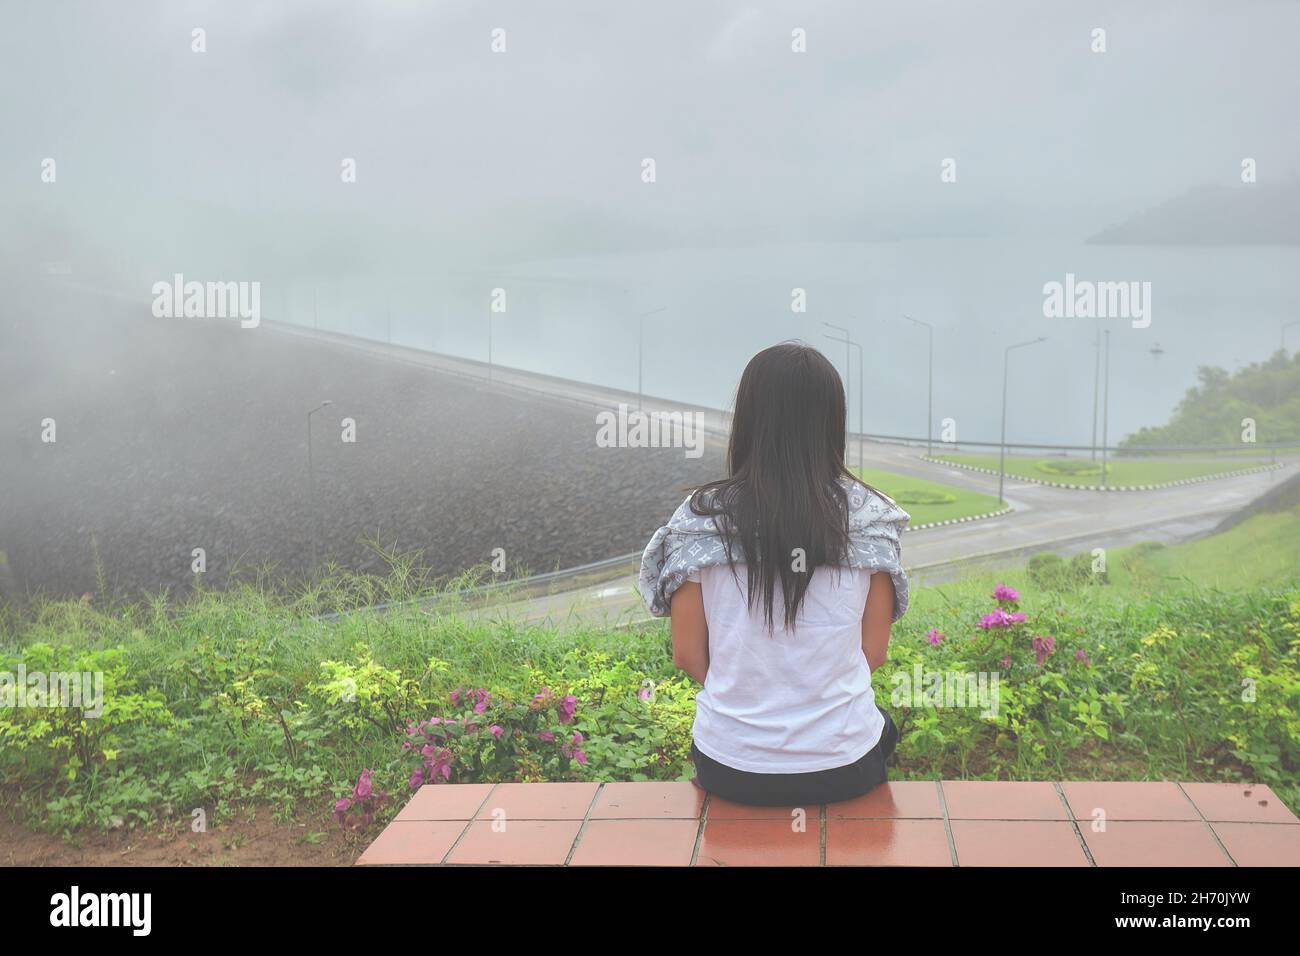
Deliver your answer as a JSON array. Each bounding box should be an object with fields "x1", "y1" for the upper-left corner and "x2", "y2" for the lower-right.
[{"x1": 689, "y1": 708, "x2": 899, "y2": 807}]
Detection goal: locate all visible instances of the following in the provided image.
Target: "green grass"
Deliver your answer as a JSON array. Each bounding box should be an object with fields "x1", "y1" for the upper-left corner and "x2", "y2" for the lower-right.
[
  {"x1": 2, "y1": 505, "x2": 1296, "y2": 837},
  {"x1": 1103, "y1": 504, "x2": 1300, "y2": 591},
  {"x1": 933, "y1": 453, "x2": 1256, "y2": 487},
  {"x1": 853, "y1": 467, "x2": 1004, "y2": 524}
]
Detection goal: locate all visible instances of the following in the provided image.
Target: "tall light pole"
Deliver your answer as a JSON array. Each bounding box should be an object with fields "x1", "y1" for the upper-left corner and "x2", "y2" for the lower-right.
[
  {"x1": 1090, "y1": 319, "x2": 1101, "y2": 460},
  {"x1": 307, "y1": 400, "x2": 333, "y2": 572},
  {"x1": 1275, "y1": 320, "x2": 1300, "y2": 462},
  {"x1": 998, "y1": 337, "x2": 1047, "y2": 505},
  {"x1": 486, "y1": 295, "x2": 494, "y2": 385},
  {"x1": 903, "y1": 314, "x2": 934, "y2": 457},
  {"x1": 824, "y1": 327, "x2": 863, "y2": 470},
  {"x1": 1282, "y1": 319, "x2": 1300, "y2": 353},
  {"x1": 636, "y1": 306, "x2": 667, "y2": 411},
  {"x1": 1101, "y1": 330, "x2": 1111, "y2": 487},
  {"x1": 823, "y1": 322, "x2": 855, "y2": 466}
]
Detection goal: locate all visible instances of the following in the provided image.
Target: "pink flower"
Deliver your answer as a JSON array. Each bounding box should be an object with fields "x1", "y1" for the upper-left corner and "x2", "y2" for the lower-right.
[
  {"x1": 1032, "y1": 634, "x2": 1056, "y2": 666},
  {"x1": 992, "y1": 583, "x2": 1020, "y2": 604},
  {"x1": 408, "y1": 768, "x2": 424, "y2": 790},
  {"x1": 449, "y1": 690, "x2": 461, "y2": 706},
  {"x1": 638, "y1": 686, "x2": 652, "y2": 701},
  {"x1": 978, "y1": 608, "x2": 1026, "y2": 629},
  {"x1": 538, "y1": 730, "x2": 555, "y2": 743},
  {"x1": 333, "y1": 797, "x2": 352, "y2": 826},
  {"x1": 1075, "y1": 648, "x2": 1092, "y2": 667},
  {"x1": 531, "y1": 687, "x2": 555, "y2": 710},
  {"x1": 489, "y1": 725, "x2": 504, "y2": 739},
  {"x1": 562, "y1": 732, "x2": 585, "y2": 759},
  {"x1": 353, "y1": 769, "x2": 373, "y2": 801},
  {"x1": 999, "y1": 657, "x2": 1012, "y2": 669},
  {"x1": 927, "y1": 628, "x2": 945, "y2": 646},
  {"x1": 573, "y1": 750, "x2": 588, "y2": 766},
  {"x1": 558, "y1": 695, "x2": 578, "y2": 724}
]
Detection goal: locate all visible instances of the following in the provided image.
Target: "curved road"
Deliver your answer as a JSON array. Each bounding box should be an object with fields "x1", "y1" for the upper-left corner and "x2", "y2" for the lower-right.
[{"x1": 268, "y1": 322, "x2": 1295, "y2": 628}]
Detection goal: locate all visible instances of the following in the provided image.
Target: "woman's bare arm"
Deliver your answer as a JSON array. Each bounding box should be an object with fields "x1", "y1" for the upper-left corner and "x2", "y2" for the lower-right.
[
  {"x1": 670, "y1": 580, "x2": 710, "y2": 684},
  {"x1": 861, "y1": 571, "x2": 895, "y2": 672}
]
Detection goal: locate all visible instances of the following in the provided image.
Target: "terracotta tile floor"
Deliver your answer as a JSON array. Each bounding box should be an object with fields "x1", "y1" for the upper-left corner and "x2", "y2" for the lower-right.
[{"x1": 356, "y1": 780, "x2": 1300, "y2": 866}]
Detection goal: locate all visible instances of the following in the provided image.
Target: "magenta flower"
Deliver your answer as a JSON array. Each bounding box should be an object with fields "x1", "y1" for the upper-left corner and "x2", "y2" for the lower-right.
[
  {"x1": 638, "y1": 686, "x2": 652, "y2": 701},
  {"x1": 353, "y1": 769, "x2": 373, "y2": 800},
  {"x1": 531, "y1": 687, "x2": 555, "y2": 710},
  {"x1": 1075, "y1": 648, "x2": 1092, "y2": 667},
  {"x1": 574, "y1": 750, "x2": 588, "y2": 766},
  {"x1": 992, "y1": 583, "x2": 1020, "y2": 604},
  {"x1": 927, "y1": 628, "x2": 945, "y2": 646},
  {"x1": 558, "y1": 695, "x2": 578, "y2": 724},
  {"x1": 489, "y1": 724, "x2": 504, "y2": 739},
  {"x1": 978, "y1": 608, "x2": 1027, "y2": 629},
  {"x1": 999, "y1": 656, "x2": 1012, "y2": 669},
  {"x1": 449, "y1": 690, "x2": 461, "y2": 705},
  {"x1": 562, "y1": 732, "x2": 585, "y2": 759},
  {"x1": 1032, "y1": 634, "x2": 1056, "y2": 666},
  {"x1": 409, "y1": 768, "x2": 424, "y2": 790},
  {"x1": 333, "y1": 797, "x2": 352, "y2": 825},
  {"x1": 538, "y1": 730, "x2": 555, "y2": 743}
]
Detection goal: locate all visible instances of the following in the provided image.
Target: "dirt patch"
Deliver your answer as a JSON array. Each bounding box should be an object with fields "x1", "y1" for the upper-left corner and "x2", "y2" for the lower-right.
[{"x1": 0, "y1": 807, "x2": 367, "y2": 867}]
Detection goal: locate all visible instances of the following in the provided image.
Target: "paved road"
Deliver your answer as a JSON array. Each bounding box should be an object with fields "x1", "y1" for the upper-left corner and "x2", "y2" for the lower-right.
[{"x1": 277, "y1": 321, "x2": 1294, "y2": 629}]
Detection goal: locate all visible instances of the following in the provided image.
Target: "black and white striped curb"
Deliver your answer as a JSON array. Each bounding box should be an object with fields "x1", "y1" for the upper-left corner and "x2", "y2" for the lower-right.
[
  {"x1": 922, "y1": 457, "x2": 1286, "y2": 491},
  {"x1": 906, "y1": 505, "x2": 1013, "y2": 532}
]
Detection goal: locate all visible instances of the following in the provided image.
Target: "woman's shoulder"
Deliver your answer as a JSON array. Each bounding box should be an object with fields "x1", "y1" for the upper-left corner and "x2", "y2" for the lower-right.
[
  {"x1": 840, "y1": 477, "x2": 911, "y2": 529},
  {"x1": 661, "y1": 488, "x2": 723, "y2": 535}
]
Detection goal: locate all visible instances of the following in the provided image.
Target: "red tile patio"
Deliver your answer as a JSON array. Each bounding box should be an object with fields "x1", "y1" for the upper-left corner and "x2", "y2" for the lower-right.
[{"x1": 356, "y1": 780, "x2": 1300, "y2": 866}]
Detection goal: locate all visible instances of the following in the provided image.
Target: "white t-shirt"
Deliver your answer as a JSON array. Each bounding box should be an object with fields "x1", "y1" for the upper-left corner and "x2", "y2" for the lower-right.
[{"x1": 688, "y1": 562, "x2": 885, "y2": 774}]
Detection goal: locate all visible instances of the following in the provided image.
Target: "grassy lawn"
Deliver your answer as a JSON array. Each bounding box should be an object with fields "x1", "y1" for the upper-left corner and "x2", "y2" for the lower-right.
[
  {"x1": 853, "y1": 466, "x2": 1004, "y2": 524},
  {"x1": 932, "y1": 453, "x2": 1255, "y2": 486},
  {"x1": 1103, "y1": 504, "x2": 1300, "y2": 592}
]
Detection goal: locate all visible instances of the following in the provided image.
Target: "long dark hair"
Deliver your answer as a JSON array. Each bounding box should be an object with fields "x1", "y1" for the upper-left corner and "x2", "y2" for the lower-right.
[{"x1": 689, "y1": 342, "x2": 867, "y2": 631}]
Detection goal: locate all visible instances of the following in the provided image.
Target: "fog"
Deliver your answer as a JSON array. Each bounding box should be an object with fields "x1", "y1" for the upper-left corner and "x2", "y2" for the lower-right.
[
  {"x1": 2, "y1": 1, "x2": 1298, "y2": 597},
  {"x1": 5, "y1": 1, "x2": 1298, "y2": 276}
]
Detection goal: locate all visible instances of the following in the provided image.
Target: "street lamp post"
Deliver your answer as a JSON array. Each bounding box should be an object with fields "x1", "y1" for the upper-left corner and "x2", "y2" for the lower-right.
[
  {"x1": 825, "y1": 328, "x2": 864, "y2": 470},
  {"x1": 307, "y1": 400, "x2": 334, "y2": 572},
  {"x1": 1275, "y1": 321, "x2": 1300, "y2": 462},
  {"x1": 636, "y1": 306, "x2": 668, "y2": 411},
  {"x1": 903, "y1": 314, "x2": 935, "y2": 457},
  {"x1": 823, "y1": 322, "x2": 858, "y2": 467},
  {"x1": 1282, "y1": 319, "x2": 1300, "y2": 353},
  {"x1": 998, "y1": 337, "x2": 1047, "y2": 505},
  {"x1": 486, "y1": 297, "x2": 493, "y2": 385},
  {"x1": 1101, "y1": 330, "x2": 1111, "y2": 487},
  {"x1": 1090, "y1": 319, "x2": 1101, "y2": 461}
]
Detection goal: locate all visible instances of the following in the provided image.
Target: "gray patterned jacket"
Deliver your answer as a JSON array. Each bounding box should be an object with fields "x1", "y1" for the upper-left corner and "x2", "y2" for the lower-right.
[{"x1": 637, "y1": 479, "x2": 911, "y2": 622}]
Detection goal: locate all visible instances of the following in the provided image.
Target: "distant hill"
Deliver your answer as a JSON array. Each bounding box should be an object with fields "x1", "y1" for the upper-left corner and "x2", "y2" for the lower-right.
[
  {"x1": 1122, "y1": 351, "x2": 1300, "y2": 449},
  {"x1": 1088, "y1": 182, "x2": 1300, "y2": 246}
]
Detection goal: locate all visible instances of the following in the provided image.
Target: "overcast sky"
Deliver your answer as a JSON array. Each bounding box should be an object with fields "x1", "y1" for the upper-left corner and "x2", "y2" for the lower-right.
[{"x1": 3, "y1": 0, "x2": 1299, "y2": 275}]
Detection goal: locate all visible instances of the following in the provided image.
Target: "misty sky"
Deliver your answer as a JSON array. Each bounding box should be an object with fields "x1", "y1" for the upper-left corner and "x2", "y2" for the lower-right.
[{"x1": 4, "y1": 0, "x2": 1300, "y2": 278}]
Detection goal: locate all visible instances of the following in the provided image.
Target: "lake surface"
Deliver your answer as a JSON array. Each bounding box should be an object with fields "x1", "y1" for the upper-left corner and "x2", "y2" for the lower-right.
[{"x1": 283, "y1": 239, "x2": 1300, "y2": 447}]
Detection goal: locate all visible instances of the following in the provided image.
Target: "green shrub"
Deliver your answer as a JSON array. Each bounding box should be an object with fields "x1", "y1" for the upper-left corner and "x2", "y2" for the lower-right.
[
  {"x1": 1037, "y1": 459, "x2": 1104, "y2": 478},
  {"x1": 893, "y1": 488, "x2": 957, "y2": 506},
  {"x1": 1, "y1": 570, "x2": 1295, "y2": 833}
]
